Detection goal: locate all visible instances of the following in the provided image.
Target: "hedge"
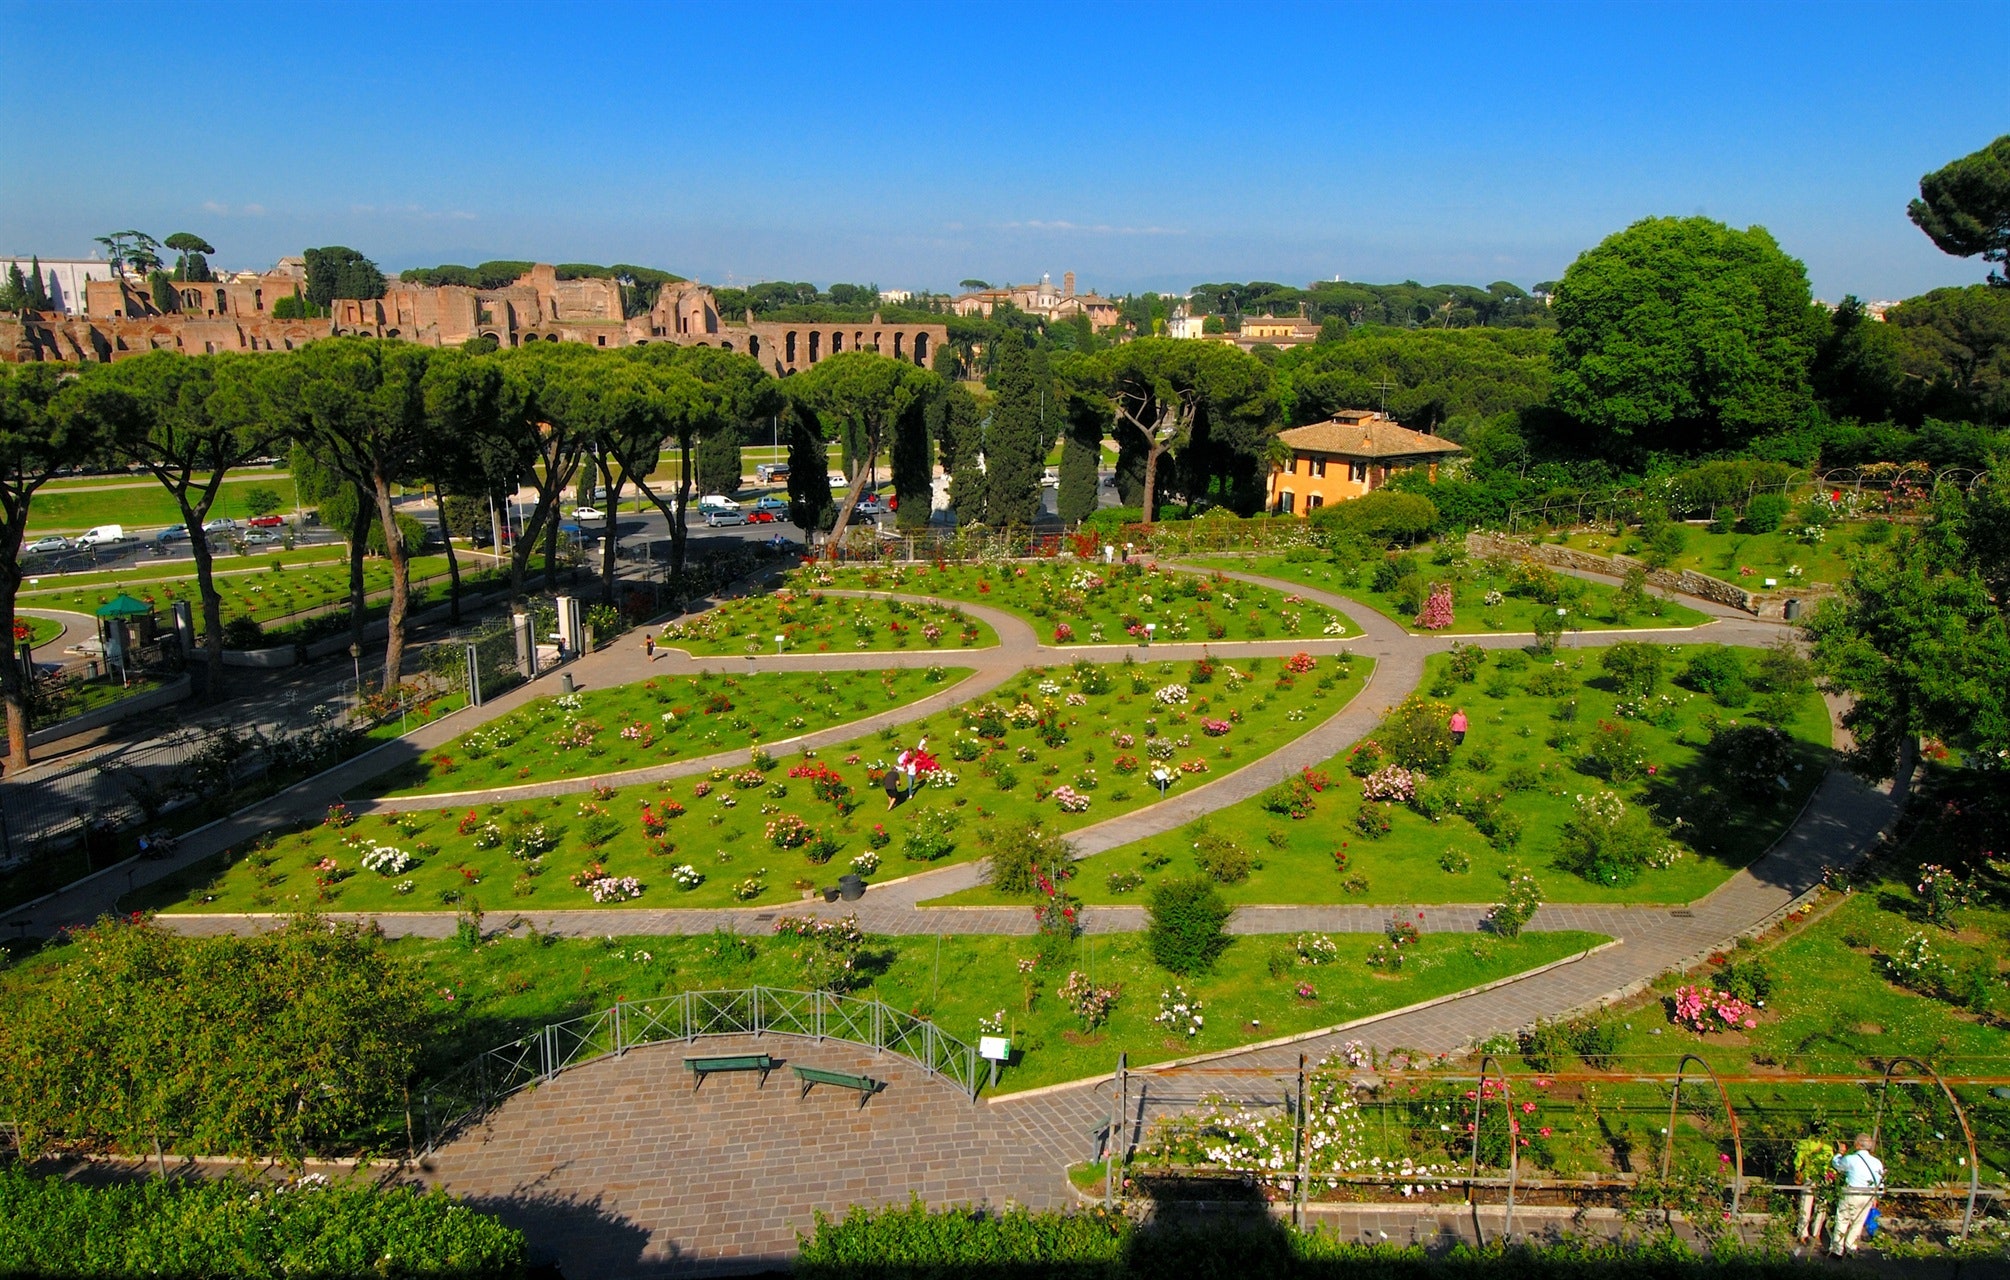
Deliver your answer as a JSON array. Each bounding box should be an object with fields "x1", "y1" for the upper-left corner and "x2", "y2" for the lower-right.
[{"x1": 0, "y1": 1167, "x2": 524, "y2": 1278}]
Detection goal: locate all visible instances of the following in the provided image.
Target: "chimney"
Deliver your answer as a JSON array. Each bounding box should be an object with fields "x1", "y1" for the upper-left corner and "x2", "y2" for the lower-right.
[{"x1": 1064, "y1": 271, "x2": 1076, "y2": 298}]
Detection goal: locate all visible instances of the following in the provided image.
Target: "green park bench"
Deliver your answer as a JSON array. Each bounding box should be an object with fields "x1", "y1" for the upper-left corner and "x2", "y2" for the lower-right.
[
  {"x1": 684, "y1": 1053, "x2": 773, "y2": 1090},
  {"x1": 792, "y1": 1064, "x2": 885, "y2": 1106}
]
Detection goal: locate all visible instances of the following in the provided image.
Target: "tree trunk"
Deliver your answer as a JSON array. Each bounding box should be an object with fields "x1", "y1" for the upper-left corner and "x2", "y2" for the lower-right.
[
  {"x1": 1, "y1": 566, "x2": 27, "y2": 774},
  {"x1": 372, "y1": 475, "x2": 410, "y2": 692},
  {"x1": 1140, "y1": 440, "x2": 1161, "y2": 527},
  {"x1": 187, "y1": 511, "x2": 225, "y2": 697},
  {"x1": 597, "y1": 460, "x2": 622, "y2": 606},
  {"x1": 434, "y1": 492, "x2": 462, "y2": 624},
  {"x1": 346, "y1": 504, "x2": 371, "y2": 656},
  {"x1": 671, "y1": 434, "x2": 691, "y2": 580},
  {"x1": 823, "y1": 427, "x2": 879, "y2": 558}
]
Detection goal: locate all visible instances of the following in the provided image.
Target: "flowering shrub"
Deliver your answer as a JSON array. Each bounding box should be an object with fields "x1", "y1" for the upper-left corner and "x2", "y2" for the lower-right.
[
  {"x1": 849, "y1": 849, "x2": 880, "y2": 876},
  {"x1": 1916, "y1": 863, "x2": 1985, "y2": 927},
  {"x1": 323, "y1": 803, "x2": 354, "y2": 829},
  {"x1": 361, "y1": 846, "x2": 415, "y2": 877},
  {"x1": 789, "y1": 761, "x2": 854, "y2": 808},
  {"x1": 866, "y1": 823, "x2": 891, "y2": 849},
  {"x1": 1199, "y1": 718, "x2": 1233, "y2": 737},
  {"x1": 1882, "y1": 931, "x2": 1951, "y2": 993},
  {"x1": 1112, "y1": 753, "x2": 1140, "y2": 775},
  {"x1": 1154, "y1": 985, "x2": 1205, "y2": 1039},
  {"x1": 1053, "y1": 623, "x2": 1074, "y2": 643},
  {"x1": 902, "y1": 806, "x2": 960, "y2": 861},
  {"x1": 1414, "y1": 582, "x2": 1456, "y2": 631},
  {"x1": 1057, "y1": 970, "x2": 1122, "y2": 1030},
  {"x1": 733, "y1": 875, "x2": 767, "y2": 901},
  {"x1": 1285, "y1": 651, "x2": 1317, "y2": 674},
  {"x1": 587, "y1": 876, "x2": 644, "y2": 903},
  {"x1": 1296, "y1": 981, "x2": 1318, "y2": 1000},
  {"x1": 1556, "y1": 790, "x2": 1679, "y2": 887},
  {"x1": 1177, "y1": 759, "x2": 1209, "y2": 775},
  {"x1": 1353, "y1": 803, "x2": 1392, "y2": 839},
  {"x1": 1361, "y1": 765, "x2": 1421, "y2": 803},
  {"x1": 774, "y1": 913, "x2": 865, "y2": 990},
  {"x1": 1051, "y1": 785, "x2": 1091, "y2": 813},
  {"x1": 1484, "y1": 864, "x2": 1543, "y2": 938},
  {"x1": 765, "y1": 815, "x2": 814, "y2": 849},
  {"x1": 1368, "y1": 914, "x2": 1423, "y2": 971},
  {"x1": 1139, "y1": 1056, "x2": 1400, "y2": 1193},
  {"x1": 1669, "y1": 983, "x2": 1758, "y2": 1033},
  {"x1": 1296, "y1": 932, "x2": 1338, "y2": 965},
  {"x1": 455, "y1": 810, "x2": 481, "y2": 836},
  {"x1": 669, "y1": 864, "x2": 704, "y2": 890},
  {"x1": 1153, "y1": 684, "x2": 1189, "y2": 707}
]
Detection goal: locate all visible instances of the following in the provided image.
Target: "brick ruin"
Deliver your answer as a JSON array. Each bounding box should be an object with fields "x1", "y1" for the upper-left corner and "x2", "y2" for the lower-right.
[{"x1": 0, "y1": 263, "x2": 946, "y2": 378}]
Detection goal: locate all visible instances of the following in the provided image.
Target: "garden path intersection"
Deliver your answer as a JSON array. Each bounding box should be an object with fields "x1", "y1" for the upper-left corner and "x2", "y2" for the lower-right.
[{"x1": 4, "y1": 563, "x2": 1907, "y2": 1277}]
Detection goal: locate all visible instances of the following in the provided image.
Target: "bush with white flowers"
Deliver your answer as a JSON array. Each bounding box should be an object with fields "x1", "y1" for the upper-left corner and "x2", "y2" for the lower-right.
[{"x1": 362, "y1": 846, "x2": 415, "y2": 876}]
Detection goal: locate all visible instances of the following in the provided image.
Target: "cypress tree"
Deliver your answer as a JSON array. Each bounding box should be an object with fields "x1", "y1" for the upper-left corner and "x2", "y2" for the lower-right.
[
  {"x1": 981, "y1": 331, "x2": 1043, "y2": 528},
  {"x1": 942, "y1": 383, "x2": 988, "y2": 526},
  {"x1": 1057, "y1": 393, "x2": 1104, "y2": 525},
  {"x1": 23, "y1": 258, "x2": 50, "y2": 311}
]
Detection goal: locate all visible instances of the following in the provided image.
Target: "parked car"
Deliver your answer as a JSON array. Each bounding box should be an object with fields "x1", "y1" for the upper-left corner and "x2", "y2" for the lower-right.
[
  {"x1": 244, "y1": 530, "x2": 282, "y2": 545},
  {"x1": 755, "y1": 463, "x2": 791, "y2": 483},
  {"x1": 703, "y1": 508, "x2": 748, "y2": 527},
  {"x1": 697, "y1": 495, "x2": 739, "y2": 513},
  {"x1": 26, "y1": 535, "x2": 71, "y2": 554},
  {"x1": 827, "y1": 471, "x2": 847, "y2": 488},
  {"x1": 570, "y1": 506, "x2": 603, "y2": 522},
  {"x1": 202, "y1": 517, "x2": 237, "y2": 533},
  {"x1": 854, "y1": 495, "x2": 889, "y2": 517},
  {"x1": 77, "y1": 524, "x2": 128, "y2": 547},
  {"x1": 247, "y1": 514, "x2": 285, "y2": 528},
  {"x1": 746, "y1": 510, "x2": 777, "y2": 524},
  {"x1": 1041, "y1": 467, "x2": 1060, "y2": 487},
  {"x1": 752, "y1": 495, "x2": 790, "y2": 514}
]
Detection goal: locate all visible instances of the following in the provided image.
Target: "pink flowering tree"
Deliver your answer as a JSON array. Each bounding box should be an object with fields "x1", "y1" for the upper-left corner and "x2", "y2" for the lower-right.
[{"x1": 1414, "y1": 582, "x2": 1456, "y2": 631}]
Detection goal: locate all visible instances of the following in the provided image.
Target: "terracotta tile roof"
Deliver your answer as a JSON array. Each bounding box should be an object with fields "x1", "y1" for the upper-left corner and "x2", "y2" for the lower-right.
[{"x1": 1277, "y1": 416, "x2": 1464, "y2": 460}]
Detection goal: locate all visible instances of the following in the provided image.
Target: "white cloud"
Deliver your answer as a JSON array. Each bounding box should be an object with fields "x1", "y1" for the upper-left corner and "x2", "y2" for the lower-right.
[
  {"x1": 349, "y1": 203, "x2": 477, "y2": 223},
  {"x1": 201, "y1": 200, "x2": 267, "y2": 217},
  {"x1": 1002, "y1": 219, "x2": 1182, "y2": 236}
]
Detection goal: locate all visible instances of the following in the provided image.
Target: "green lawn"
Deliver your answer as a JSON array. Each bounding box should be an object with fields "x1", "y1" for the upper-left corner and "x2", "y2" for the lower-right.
[
  {"x1": 25, "y1": 477, "x2": 301, "y2": 535},
  {"x1": 934, "y1": 645, "x2": 1832, "y2": 909},
  {"x1": 369, "y1": 667, "x2": 969, "y2": 795},
  {"x1": 143, "y1": 654, "x2": 1371, "y2": 914},
  {"x1": 11, "y1": 616, "x2": 63, "y2": 648},
  {"x1": 658, "y1": 591, "x2": 997, "y2": 655},
  {"x1": 20, "y1": 551, "x2": 512, "y2": 639},
  {"x1": 1554, "y1": 520, "x2": 1891, "y2": 589},
  {"x1": 800, "y1": 560, "x2": 1354, "y2": 643},
  {"x1": 1191, "y1": 551, "x2": 1711, "y2": 635}
]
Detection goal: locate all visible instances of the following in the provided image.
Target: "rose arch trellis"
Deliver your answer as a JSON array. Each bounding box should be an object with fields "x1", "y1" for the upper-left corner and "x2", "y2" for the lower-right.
[{"x1": 1505, "y1": 465, "x2": 1990, "y2": 535}]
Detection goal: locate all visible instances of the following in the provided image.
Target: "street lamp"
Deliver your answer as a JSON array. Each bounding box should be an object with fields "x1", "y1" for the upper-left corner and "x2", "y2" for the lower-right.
[{"x1": 349, "y1": 642, "x2": 362, "y2": 706}]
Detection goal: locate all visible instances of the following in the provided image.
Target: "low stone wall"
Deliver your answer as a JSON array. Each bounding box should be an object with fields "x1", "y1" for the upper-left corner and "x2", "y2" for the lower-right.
[
  {"x1": 23, "y1": 674, "x2": 192, "y2": 750},
  {"x1": 1463, "y1": 531, "x2": 1835, "y2": 620},
  {"x1": 220, "y1": 645, "x2": 296, "y2": 669}
]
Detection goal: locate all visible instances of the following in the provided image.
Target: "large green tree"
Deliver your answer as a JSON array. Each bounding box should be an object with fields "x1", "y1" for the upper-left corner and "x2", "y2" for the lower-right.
[
  {"x1": 303, "y1": 246, "x2": 387, "y2": 309},
  {"x1": 1094, "y1": 338, "x2": 1272, "y2": 524},
  {"x1": 0, "y1": 366, "x2": 102, "y2": 769},
  {"x1": 792, "y1": 352, "x2": 938, "y2": 549},
  {"x1": 1805, "y1": 487, "x2": 2010, "y2": 779},
  {"x1": 417, "y1": 348, "x2": 521, "y2": 621},
  {"x1": 1056, "y1": 391, "x2": 1106, "y2": 525},
  {"x1": 1884, "y1": 285, "x2": 2010, "y2": 425},
  {"x1": 163, "y1": 232, "x2": 216, "y2": 283},
  {"x1": 627, "y1": 344, "x2": 775, "y2": 577},
  {"x1": 938, "y1": 382, "x2": 988, "y2": 524},
  {"x1": 981, "y1": 331, "x2": 1044, "y2": 528},
  {"x1": 1549, "y1": 216, "x2": 1822, "y2": 452},
  {"x1": 1909, "y1": 135, "x2": 2010, "y2": 287}
]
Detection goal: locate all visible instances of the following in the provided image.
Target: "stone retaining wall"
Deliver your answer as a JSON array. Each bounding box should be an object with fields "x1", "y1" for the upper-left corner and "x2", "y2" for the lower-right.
[
  {"x1": 23, "y1": 674, "x2": 192, "y2": 750},
  {"x1": 1464, "y1": 531, "x2": 1836, "y2": 620}
]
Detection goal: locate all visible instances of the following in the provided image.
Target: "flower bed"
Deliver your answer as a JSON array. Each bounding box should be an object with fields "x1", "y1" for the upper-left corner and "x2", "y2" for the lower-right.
[
  {"x1": 799, "y1": 560, "x2": 1350, "y2": 643},
  {"x1": 656, "y1": 588, "x2": 995, "y2": 655}
]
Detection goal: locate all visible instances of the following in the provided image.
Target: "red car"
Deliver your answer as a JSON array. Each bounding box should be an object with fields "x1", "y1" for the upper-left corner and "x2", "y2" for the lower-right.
[
  {"x1": 746, "y1": 509, "x2": 777, "y2": 524},
  {"x1": 247, "y1": 515, "x2": 285, "y2": 528}
]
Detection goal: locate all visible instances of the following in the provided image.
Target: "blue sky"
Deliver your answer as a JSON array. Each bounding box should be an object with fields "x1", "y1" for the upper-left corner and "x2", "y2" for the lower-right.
[{"x1": 2, "y1": 0, "x2": 2002, "y2": 301}]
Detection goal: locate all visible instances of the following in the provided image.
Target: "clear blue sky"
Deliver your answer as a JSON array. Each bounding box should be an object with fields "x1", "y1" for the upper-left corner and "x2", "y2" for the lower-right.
[{"x1": 2, "y1": 0, "x2": 2002, "y2": 301}]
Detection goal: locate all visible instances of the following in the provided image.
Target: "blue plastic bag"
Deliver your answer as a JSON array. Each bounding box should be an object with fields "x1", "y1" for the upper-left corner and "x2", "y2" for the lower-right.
[{"x1": 1865, "y1": 1206, "x2": 1881, "y2": 1237}]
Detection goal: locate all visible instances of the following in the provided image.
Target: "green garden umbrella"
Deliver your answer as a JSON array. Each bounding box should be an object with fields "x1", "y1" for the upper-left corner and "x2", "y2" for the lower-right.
[{"x1": 95, "y1": 593, "x2": 153, "y2": 619}]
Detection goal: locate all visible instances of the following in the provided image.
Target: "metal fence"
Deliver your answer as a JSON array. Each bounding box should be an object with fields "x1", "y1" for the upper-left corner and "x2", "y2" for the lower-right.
[{"x1": 419, "y1": 986, "x2": 984, "y2": 1153}]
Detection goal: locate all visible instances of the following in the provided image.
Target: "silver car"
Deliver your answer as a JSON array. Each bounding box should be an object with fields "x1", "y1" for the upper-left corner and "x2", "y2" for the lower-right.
[
  {"x1": 703, "y1": 508, "x2": 748, "y2": 527},
  {"x1": 26, "y1": 535, "x2": 71, "y2": 554}
]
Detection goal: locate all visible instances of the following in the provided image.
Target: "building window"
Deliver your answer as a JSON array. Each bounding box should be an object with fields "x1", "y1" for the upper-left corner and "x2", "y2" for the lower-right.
[
  {"x1": 1309, "y1": 457, "x2": 1327, "y2": 478},
  {"x1": 1350, "y1": 461, "x2": 1368, "y2": 483},
  {"x1": 1278, "y1": 491, "x2": 1295, "y2": 514},
  {"x1": 596, "y1": 335, "x2": 606, "y2": 346},
  {"x1": 1307, "y1": 495, "x2": 1324, "y2": 511}
]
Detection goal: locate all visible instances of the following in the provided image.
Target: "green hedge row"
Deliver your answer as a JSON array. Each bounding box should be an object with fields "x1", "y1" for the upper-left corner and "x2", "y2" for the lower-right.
[
  {"x1": 0, "y1": 1167, "x2": 523, "y2": 1278},
  {"x1": 796, "y1": 1199, "x2": 1850, "y2": 1280}
]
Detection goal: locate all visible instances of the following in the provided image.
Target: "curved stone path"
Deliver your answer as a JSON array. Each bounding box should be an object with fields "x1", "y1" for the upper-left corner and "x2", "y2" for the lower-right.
[{"x1": 5, "y1": 563, "x2": 1908, "y2": 1277}]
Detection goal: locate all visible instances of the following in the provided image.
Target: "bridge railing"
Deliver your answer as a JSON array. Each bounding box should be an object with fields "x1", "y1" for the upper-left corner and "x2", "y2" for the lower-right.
[{"x1": 418, "y1": 986, "x2": 983, "y2": 1153}]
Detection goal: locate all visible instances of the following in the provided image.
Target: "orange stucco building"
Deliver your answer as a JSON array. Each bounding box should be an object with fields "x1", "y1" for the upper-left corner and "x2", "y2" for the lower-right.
[{"x1": 1265, "y1": 410, "x2": 1463, "y2": 515}]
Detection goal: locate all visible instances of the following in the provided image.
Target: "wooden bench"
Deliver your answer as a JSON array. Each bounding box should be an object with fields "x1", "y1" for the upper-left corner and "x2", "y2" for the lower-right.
[
  {"x1": 792, "y1": 1064, "x2": 884, "y2": 1106},
  {"x1": 684, "y1": 1053, "x2": 773, "y2": 1090}
]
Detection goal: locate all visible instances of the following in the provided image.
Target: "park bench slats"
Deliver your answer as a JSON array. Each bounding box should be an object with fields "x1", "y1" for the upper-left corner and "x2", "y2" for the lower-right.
[
  {"x1": 792, "y1": 1064, "x2": 884, "y2": 1106},
  {"x1": 684, "y1": 1053, "x2": 773, "y2": 1089}
]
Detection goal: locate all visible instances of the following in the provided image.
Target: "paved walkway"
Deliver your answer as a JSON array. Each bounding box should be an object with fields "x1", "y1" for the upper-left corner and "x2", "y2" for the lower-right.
[{"x1": 10, "y1": 562, "x2": 1910, "y2": 1276}]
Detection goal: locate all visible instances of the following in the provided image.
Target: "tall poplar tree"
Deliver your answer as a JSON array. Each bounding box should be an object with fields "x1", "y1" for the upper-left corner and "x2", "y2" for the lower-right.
[{"x1": 981, "y1": 331, "x2": 1042, "y2": 528}]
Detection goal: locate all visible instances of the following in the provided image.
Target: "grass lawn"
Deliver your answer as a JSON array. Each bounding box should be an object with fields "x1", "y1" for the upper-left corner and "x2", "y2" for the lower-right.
[
  {"x1": 369, "y1": 667, "x2": 970, "y2": 795},
  {"x1": 20, "y1": 551, "x2": 512, "y2": 638},
  {"x1": 1553, "y1": 520, "x2": 1892, "y2": 589},
  {"x1": 658, "y1": 591, "x2": 997, "y2": 655},
  {"x1": 800, "y1": 560, "x2": 1354, "y2": 643},
  {"x1": 935, "y1": 645, "x2": 1831, "y2": 910},
  {"x1": 142, "y1": 654, "x2": 1370, "y2": 915},
  {"x1": 1191, "y1": 551, "x2": 1710, "y2": 635},
  {"x1": 25, "y1": 477, "x2": 300, "y2": 535},
  {"x1": 12, "y1": 616, "x2": 63, "y2": 648}
]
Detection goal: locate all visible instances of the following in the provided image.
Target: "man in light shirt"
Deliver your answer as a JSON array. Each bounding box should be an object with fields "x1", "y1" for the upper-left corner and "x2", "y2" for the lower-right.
[{"x1": 1830, "y1": 1133, "x2": 1884, "y2": 1257}]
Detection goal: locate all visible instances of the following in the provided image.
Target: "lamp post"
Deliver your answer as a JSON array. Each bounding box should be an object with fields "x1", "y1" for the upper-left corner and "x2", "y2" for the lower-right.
[{"x1": 349, "y1": 642, "x2": 362, "y2": 708}]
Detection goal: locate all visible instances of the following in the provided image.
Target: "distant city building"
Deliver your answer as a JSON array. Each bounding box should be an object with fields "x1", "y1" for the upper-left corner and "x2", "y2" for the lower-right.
[
  {"x1": 1265, "y1": 410, "x2": 1463, "y2": 516},
  {"x1": 950, "y1": 271, "x2": 1121, "y2": 329},
  {"x1": 3, "y1": 262, "x2": 945, "y2": 377},
  {"x1": 878, "y1": 288, "x2": 913, "y2": 305},
  {"x1": 1166, "y1": 304, "x2": 1208, "y2": 340},
  {"x1": 1, "y1": 256, "x2": 120, "y2": 315},
  {"x1": 1233, "y1": 313, "x2": 1322, "y2": 350}
]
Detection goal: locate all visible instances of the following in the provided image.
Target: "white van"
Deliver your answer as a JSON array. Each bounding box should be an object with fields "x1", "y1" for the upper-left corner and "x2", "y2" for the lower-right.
[
  {"x1": 77, "y1": 524, "x2": 127, "y2": 547},
  {"x1": 697, "y1": 495, "x2": 738, "y2": 513}
]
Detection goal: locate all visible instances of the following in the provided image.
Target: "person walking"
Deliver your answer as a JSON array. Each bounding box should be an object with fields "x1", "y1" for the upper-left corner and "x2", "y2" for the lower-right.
[
  {"x1": 1830, "y1": 1134, "x2": 1884, "y2": 1257},
  {"x1": 1449, "y1": 708, "x2": 1469, "y2": 747},
  {"x1": 1793, "y1": 1134, "x2": 1835, "y2": 1245},
  {"x1": 644, "y1": 633, "x2": 657, "y2": 661}
]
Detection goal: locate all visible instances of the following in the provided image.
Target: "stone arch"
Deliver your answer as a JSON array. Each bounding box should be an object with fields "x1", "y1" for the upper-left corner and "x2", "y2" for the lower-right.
[
  {"x1": 854, "y1": 331, "x2": 864, "y2": 352},
  {"x1": 721, "y1": 340, "x2": 733, "y2": 351},
  {"x1": 385, "y1": 329, "x2": 401, "y2": 339},
  {"x1": 785, "y1": 331, "x2": 798, "y2": 364},
  {"x1": 809, "y1": 331, "x2": 821, "y2": 363},
  {"x1": 893, "y1": 332, "x2": 904, "y2": 359},
  {"x1": 215, "y1": 289, "x2": 226, "y2": 313},
  {"x1": 832, "y1": 331, "x2": 844, "y2": 354},
  {"x1": 913, "y1": 332, "x2": 929, "y2": 365},
  {"x1": 748, "y1": 335, "x2": 760, "y2": 359}
]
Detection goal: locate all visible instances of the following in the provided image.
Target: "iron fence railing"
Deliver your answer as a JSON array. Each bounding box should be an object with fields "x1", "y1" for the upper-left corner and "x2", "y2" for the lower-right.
[{"x1": 418, "y1": 986, "x2": 983, "y2": 1153}]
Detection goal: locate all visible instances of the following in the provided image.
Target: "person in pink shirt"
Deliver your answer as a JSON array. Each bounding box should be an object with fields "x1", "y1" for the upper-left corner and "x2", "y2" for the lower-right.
[{"x1": 1449, "y1": 708, "x2": 1469, "y2": 746}]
